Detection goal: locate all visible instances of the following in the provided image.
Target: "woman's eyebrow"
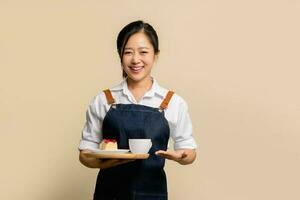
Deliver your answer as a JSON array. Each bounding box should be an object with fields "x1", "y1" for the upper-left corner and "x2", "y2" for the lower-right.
[{"x1": 124, "y1": 47, "x2": 149, "y2": 50}]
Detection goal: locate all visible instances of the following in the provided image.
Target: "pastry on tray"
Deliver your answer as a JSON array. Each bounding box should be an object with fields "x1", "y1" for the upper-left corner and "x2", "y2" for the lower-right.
[
  {"x1": 100, "y1": 139, "x2": 118, "y2": 150},
  {"x1": 84, "y1": 138, "x2": 149, "y2": 159}
]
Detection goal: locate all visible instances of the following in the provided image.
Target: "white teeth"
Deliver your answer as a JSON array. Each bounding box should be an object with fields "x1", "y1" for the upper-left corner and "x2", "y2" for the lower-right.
[{"x1": 130, "y1": 66, "x2": 143, "y2": 71}]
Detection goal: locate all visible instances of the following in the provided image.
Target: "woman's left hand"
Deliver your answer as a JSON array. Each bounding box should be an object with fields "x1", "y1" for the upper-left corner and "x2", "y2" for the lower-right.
[
  {"x1": 155, "y1": 149, "x2": 196, "y2": 164},
  {"x1": 155, "y1": 149, "x2": 187, "y2": 161}
]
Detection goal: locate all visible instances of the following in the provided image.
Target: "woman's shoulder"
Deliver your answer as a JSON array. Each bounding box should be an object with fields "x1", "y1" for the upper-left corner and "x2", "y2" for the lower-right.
[
  {"x1": 158, "y1": 85, "x2": 188, "y2": 109},
  {"x1": 169, "y1": 92, "x2": 188, "y2": 109},
  {"x1": 161, "y1": 88, "x2": 190, "y2": 122},
  {"x1": 88, "y1": 89, "x2": 109, "y2": 107},
  {"x1": 93, "y1": 81, "x2": 123, "y2": 101}
]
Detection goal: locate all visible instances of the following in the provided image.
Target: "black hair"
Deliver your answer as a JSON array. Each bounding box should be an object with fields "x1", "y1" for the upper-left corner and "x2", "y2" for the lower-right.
[{"x1": 116, "y1": 20, "x2": 160, "y2": 78}]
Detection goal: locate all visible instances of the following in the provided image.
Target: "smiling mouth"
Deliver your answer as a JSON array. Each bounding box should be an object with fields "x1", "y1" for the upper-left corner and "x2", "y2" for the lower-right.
[{"x1": 129, "y1": 66, "x2": 144, "y2": 73}]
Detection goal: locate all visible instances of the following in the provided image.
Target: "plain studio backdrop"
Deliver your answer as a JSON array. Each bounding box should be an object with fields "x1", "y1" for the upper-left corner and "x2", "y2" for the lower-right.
[{"x1": 1, "y1": 0, "x2": 299, "y2": 199}]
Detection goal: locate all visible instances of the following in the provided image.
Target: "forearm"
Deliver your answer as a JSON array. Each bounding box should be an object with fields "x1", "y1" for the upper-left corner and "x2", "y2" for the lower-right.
[
  {"x1": 176, "y1": 149, "x2": 196, "y2": 165},
  {"x1": 79, "y1": 150, "x2": 101, "y2": 168},
  {"x1": 79, "y1": 150, "x2": 135, "y2": 169}
]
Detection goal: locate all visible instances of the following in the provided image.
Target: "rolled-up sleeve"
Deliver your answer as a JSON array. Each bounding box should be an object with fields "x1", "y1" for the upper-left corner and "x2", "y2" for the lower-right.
[
  {"x1": 78, "y1": 96, "x2": 103, "y2": 150},
  {"x1": 171, "y1": 100, "x2": 197, "y2": 150}
]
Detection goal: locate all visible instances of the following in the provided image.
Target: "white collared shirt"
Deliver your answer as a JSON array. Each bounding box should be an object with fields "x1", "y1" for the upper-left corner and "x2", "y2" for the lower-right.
[{"x1": 78, "y1": 78, "x2": 197, "y2": 151}]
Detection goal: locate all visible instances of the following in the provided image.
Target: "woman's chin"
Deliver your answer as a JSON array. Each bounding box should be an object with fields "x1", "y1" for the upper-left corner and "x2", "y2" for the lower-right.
[
  {"x1": 127, "y1": 73, "x2": 149, "y2": 82},
  {"x1": 127, "y1": 75, "x2": 143, "y2": 82}
]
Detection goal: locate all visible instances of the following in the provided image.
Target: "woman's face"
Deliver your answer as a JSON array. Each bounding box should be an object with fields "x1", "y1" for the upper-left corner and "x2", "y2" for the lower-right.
[{"x1": 122, "y1": 32, "x2": 157, "y2": 82}]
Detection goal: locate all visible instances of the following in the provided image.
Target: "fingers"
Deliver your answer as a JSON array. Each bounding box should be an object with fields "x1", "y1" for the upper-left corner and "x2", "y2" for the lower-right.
[
  {"x1": 101, "y1": 159, "x2": 123, "y2": 168},
  {"x1": 155, "y1": 150, "x2": 176, "y2": 160},
  {"x1": 155, "y1": 150, "x2": 166, "y2": 154},
  {"x1": 99, "y1": 159, "x2": 135, "y2": 169},
  {"x1": 115, "y1": 159, "x2": 135, "y2": 165},
  {"x1": 182, "y1": 151, "x2": 188, "y2": 159},
  {"x1": 109, "y1": 159, "x2": 135, "y2": 168},
  {"x1": 155, "y1": 150, "x2": 186, "y2": 161},
  {"x1": 155, "y1": 150, "x2": 175, "y2": 157},
  {"x1": 158, "y1": 154, "x2": 174, "y2": 160}
]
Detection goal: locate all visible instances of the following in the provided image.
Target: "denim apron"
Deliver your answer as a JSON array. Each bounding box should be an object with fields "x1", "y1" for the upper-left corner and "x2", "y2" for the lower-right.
[{"x1": 93, "y1": 89, "x2": 174, "y2": 200}]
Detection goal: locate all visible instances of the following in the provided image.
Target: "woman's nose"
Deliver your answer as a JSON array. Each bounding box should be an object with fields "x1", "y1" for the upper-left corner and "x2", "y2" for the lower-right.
[{"x1": 131, "y1": 53, "x2": 141, "y2": 64}]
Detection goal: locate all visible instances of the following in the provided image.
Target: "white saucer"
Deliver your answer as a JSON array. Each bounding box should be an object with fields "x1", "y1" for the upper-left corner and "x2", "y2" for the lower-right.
[{"x1": 90, "y1": 149, "x2": 130, "y2": 154}]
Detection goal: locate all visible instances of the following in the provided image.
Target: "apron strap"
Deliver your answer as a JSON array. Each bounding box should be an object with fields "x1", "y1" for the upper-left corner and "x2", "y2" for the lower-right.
[
  {"x1": 159, "y1": 91, "x2": 174, "y2": 110},
  {"x1": 103, "y1": 89, "x2": 115, "y2": 105}
]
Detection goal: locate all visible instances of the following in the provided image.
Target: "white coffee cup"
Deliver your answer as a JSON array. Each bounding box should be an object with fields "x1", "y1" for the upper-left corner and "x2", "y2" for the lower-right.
[{"x1": 129, "y1": 139, "x2": 152, "y2": 154}]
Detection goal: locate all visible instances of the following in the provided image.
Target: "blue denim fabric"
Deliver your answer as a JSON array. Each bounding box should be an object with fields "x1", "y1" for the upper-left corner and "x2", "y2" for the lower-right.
[{"x1": 93, "y1": 104, "x2": 170, "y2": 200}]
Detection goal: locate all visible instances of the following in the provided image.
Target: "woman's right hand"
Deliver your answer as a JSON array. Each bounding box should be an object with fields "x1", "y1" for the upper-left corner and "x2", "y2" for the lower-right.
[
  {"x1": 97, "y1": 158, "x2": 135, "y2": 169},
  {"x1": 79, "y1": 149, "x2": 135, "y2": 169}
]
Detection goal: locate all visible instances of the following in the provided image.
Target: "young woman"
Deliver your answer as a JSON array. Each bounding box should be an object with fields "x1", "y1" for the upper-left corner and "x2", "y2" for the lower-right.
[{"x1": 78, "y1": 20, "x2": 197, "y2": 200}]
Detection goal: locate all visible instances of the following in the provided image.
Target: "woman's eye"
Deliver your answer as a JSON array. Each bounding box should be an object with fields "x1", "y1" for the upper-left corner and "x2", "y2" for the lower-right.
[
  {"x1": 141, "y1": 51, "x2": 148, "y2": 54},
  {"x1": 124, "y1": 52, "x2": 131, "y2": 55}
]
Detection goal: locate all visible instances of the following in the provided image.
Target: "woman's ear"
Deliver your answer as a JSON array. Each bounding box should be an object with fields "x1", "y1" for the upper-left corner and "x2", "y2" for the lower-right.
[{"x1": 154, "y1": 52, "x2": 159, "y2": 62}]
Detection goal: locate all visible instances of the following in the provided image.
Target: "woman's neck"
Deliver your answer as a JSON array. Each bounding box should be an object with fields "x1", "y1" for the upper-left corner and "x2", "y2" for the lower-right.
[
  {"x1": 126, "y1": 76, "x2": 153, "y2": 103},
  {"x1": 127, "y1": 76, "x2": 153, "y2": 92}
]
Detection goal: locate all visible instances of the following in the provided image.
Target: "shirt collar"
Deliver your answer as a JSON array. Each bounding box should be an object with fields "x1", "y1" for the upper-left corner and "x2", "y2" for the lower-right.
[{"x1": 111, "y1": 77, "x2": 166, "y2": 98}]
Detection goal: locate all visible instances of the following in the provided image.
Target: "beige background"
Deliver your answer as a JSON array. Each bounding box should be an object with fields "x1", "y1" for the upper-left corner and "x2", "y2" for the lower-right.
[{"x1": 1, "y1": 0, "x2": 300, "y2": 199}]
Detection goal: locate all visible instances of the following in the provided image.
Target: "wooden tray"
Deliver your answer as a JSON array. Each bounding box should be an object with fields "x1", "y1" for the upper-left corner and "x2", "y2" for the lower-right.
[{"x1": 83, "y1": 152, "x2": 149, "y2": 159}]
